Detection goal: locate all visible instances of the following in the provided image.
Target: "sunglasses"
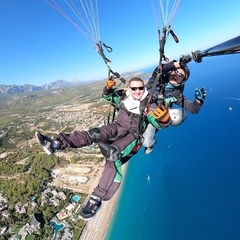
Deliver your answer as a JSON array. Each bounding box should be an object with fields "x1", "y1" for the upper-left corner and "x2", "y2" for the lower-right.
[
  {"x1": 129, "y1": 86, "x2": 144, "y2": 91},
  {"x1": 174, "y1": 69, "x2": 185, "y2": 78}
]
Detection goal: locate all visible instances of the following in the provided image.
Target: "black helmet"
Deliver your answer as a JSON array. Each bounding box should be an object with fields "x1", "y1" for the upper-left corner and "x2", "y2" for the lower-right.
[
  {"x1": 172, "y1": 60, "x2": 190, "y2": 82},
  {"x1": 181, "y1": 65, "x2": 190, "y2": 81}
]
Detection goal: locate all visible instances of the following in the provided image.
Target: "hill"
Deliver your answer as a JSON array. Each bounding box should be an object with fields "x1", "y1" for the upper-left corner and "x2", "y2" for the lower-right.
[
  {"x1": 0, "y1": 68, "x2": 148, "y2": 94},
  {"x1": 0, "y1": 79, "x2": 93, "y2": 94}
]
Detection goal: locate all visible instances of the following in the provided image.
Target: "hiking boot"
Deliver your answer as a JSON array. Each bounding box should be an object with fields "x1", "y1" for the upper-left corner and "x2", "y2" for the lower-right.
[
  {"x1": 35, "y1": 132, "x2": 59, "y2": 155},
  {"x1": 144, "y1": 147, "x2": 153, "y2": 155},
  {"x1": 79, "y1": 195, "x2": 102, "y2": 220}
]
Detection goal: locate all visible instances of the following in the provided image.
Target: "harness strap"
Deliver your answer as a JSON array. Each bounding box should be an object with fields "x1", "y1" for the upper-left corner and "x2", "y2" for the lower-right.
[
  {"x1": 96, "y1": 42, "x2": 127, "y2": 84},
  {"x1": 144, "y1": 70, "x2": 162, "y2": 116},
  {"x1": 144, "y1": 27, "x2": 168, "y2": 116}
]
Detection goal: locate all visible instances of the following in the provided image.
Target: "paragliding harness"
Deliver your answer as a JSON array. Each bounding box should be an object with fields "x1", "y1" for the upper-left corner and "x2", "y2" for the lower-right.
[
  {"x1": 94, "y1": 8, "x2": 181, "y2": 159},
  {"x1": 143, "y1": 27, "x2": 169, "y2": 114},
  {"x1": 143, "y1": 23, "x2": 181, "y2": 109},
  {"x1": 95, "y1": 42, "x2": 145, "y2": 161},
  {"x1": 96, "y1": 42, "x2": 127, "y2": 85},
  {"x1": 96, "y1": 25, "x2": 180, "y2": 159},
  {"x1": 97, "y1": 88, "x2": 148, "y2": 163},
  {"x1": 148, "y1": 68, "x2": 186, "y2": 108}
]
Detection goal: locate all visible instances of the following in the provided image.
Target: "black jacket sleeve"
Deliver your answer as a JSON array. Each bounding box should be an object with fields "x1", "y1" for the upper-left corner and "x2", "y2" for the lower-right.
[
  {"x1": 176, "y1": 94, "x2": 203, "y2": 114},
  {"x1": 102, "y1": 85, "x2": 114, "y2": 96}
]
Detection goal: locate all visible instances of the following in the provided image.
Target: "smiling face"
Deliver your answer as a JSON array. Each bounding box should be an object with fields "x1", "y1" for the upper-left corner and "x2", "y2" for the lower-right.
[
  {"x1": 169, "y1": 68, "x2": 186, "y2": 85},
  {"x1": 128, "y1": 77, "x2": 145, "y2": 100}
]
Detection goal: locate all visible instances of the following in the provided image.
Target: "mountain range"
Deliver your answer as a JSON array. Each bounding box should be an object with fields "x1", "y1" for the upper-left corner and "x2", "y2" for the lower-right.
[
  {"x1": 0, "y1": 69, "x2": 149, "y2": 94},
  {"x1": 0, "y1": 79, "x2": 94, "y2": 94}
]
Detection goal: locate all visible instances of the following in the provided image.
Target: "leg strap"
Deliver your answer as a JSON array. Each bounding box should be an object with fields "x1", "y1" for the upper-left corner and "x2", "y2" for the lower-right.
[
  {"x1": 106, "y1": 145, "x2": 121, "y2": 161},
  {"x1": 87, "y1": 128, "x2": 101, "y2": 142}
]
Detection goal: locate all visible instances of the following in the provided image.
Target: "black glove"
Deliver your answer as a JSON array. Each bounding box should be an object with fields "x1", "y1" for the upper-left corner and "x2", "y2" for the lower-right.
[
  {"x1": 179, "y1": 54, "x2": 192, "y2": 67},
  {"x1": 195, "y1": 87, "x2": 206, "y2": 100},
  {"x1": 192, "y1": 50, "x2": 202, "y2": 63}
]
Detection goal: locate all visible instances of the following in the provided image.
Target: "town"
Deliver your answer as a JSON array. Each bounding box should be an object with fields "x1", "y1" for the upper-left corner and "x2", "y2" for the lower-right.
[
  {"x1": 0, "y1": 73, "x2": 150, "y2": 239},
  {"x1": 0, "y1": 82, "x2": 118, "y2": 240}
]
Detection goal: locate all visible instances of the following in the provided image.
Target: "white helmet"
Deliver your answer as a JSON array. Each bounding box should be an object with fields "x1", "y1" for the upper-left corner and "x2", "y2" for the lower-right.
[{"x1": 169, "y1": 108, "x2": 187, "y2": 126}]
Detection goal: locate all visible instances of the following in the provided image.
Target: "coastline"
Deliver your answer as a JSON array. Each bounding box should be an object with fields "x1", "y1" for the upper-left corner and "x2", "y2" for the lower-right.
[{"x1": 80, "y1": 163, "x2": 128, "y2": 240}]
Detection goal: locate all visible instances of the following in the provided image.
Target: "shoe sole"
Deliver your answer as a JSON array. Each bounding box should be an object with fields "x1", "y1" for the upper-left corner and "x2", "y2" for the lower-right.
[
  {"x1": 78, "y1": 202, "x2": 102, "y2": 221},
  {"x1": 35, "y1": 132, "x2": 53, "y2": 156},
  {"x1": 78, "y1": 207, "x2": 101, "y2": 221},
  {"x1": 145, "y1": 148, "x2": 153, "y2": 154}
]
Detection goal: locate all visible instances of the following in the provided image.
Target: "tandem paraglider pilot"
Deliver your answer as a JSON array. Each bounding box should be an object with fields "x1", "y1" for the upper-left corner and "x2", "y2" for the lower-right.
[
  {"x1": 35, "y1": 77, "x2": 172, "y2": 220},
  {"x1": 142, "y1": 55, "x2": 207, "y2": 154}
]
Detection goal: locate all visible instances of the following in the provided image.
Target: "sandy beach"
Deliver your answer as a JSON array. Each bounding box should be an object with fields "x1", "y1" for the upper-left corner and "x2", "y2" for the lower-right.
[
  {"x1": 51, "y1": 155, "x2": 128, "y2": 240},
  {"x1": 79, "y1": 163, "x2": 128, "y2": 240}
]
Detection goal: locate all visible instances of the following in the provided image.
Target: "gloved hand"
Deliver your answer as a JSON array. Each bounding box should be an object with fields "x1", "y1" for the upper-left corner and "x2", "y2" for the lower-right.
[
  {"x1": 195, "y1": 87, "x2": 207, "y2": 100},
  {"x1": 179, "y1": 54, "x2": 192, "y2": 67},
  {"x1": 106, "y1": 78, "x2": 116, "y2": 89},
  {"x1": 149, "y1": 105, "x2": 171, "y2": 123},
  {"x1": 192, "y1": 50, "x2": 202, "y2": 63}
]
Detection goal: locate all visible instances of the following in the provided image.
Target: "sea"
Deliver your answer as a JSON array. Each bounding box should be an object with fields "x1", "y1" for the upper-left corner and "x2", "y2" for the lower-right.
[{"x1": 105, "y1": 54, "x2": 240, "y2": 240}]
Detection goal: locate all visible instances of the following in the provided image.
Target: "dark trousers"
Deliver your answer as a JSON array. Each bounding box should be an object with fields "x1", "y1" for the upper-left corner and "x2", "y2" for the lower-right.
[{"x1": 58, "y1": 123, "x2": 136, "y2": 200}]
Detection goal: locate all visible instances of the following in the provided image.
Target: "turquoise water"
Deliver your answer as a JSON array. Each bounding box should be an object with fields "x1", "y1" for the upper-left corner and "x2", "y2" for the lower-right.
[
  {"x1": 50, "y1": 221, "x2": 65, "y2": 240},
  {"x1": 72, "y1": 195, "x2": 79, "y2": 202},
  {"x1": 105, "y1": 55, "x2": 240, "y2": 240}
]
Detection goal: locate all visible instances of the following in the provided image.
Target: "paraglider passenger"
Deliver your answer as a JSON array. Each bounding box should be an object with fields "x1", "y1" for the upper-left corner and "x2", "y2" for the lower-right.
[
  {"x1": 36, "y1": 77, "x2": 170, "y2": 220},
  {"x1": 143, "y1": 55, "x2": 206, "y2": 154}
]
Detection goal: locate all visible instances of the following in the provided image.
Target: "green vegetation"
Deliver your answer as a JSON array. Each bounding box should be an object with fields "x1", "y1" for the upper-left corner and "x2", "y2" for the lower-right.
[
  {"x1": 0, "y1": 81, "x2": 105, "y2": 114},
  {"x1": 0, "y1": 153, "x2": 58, "y2": 204},
  {"x1": 0, "y1": 146, "x2": 87, "y2": 238},
  {"x1": 0, "y1": 75, "x2": 147, "y2": 239},
  {"x1": 0, "y1": 115, "x2": 19, "y2": 129},
  {"x1": 0, "y1": 81, "x2": 110, "y2": 239},
  {"x1": 0, "y1": 80, "x2": 113, "y2": 203}
]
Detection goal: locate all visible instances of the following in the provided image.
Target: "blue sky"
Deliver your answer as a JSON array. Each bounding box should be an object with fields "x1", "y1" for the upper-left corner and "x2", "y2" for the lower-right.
[{"x1": 0, "y1": 0, "x2": 240, "y2": 86}]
